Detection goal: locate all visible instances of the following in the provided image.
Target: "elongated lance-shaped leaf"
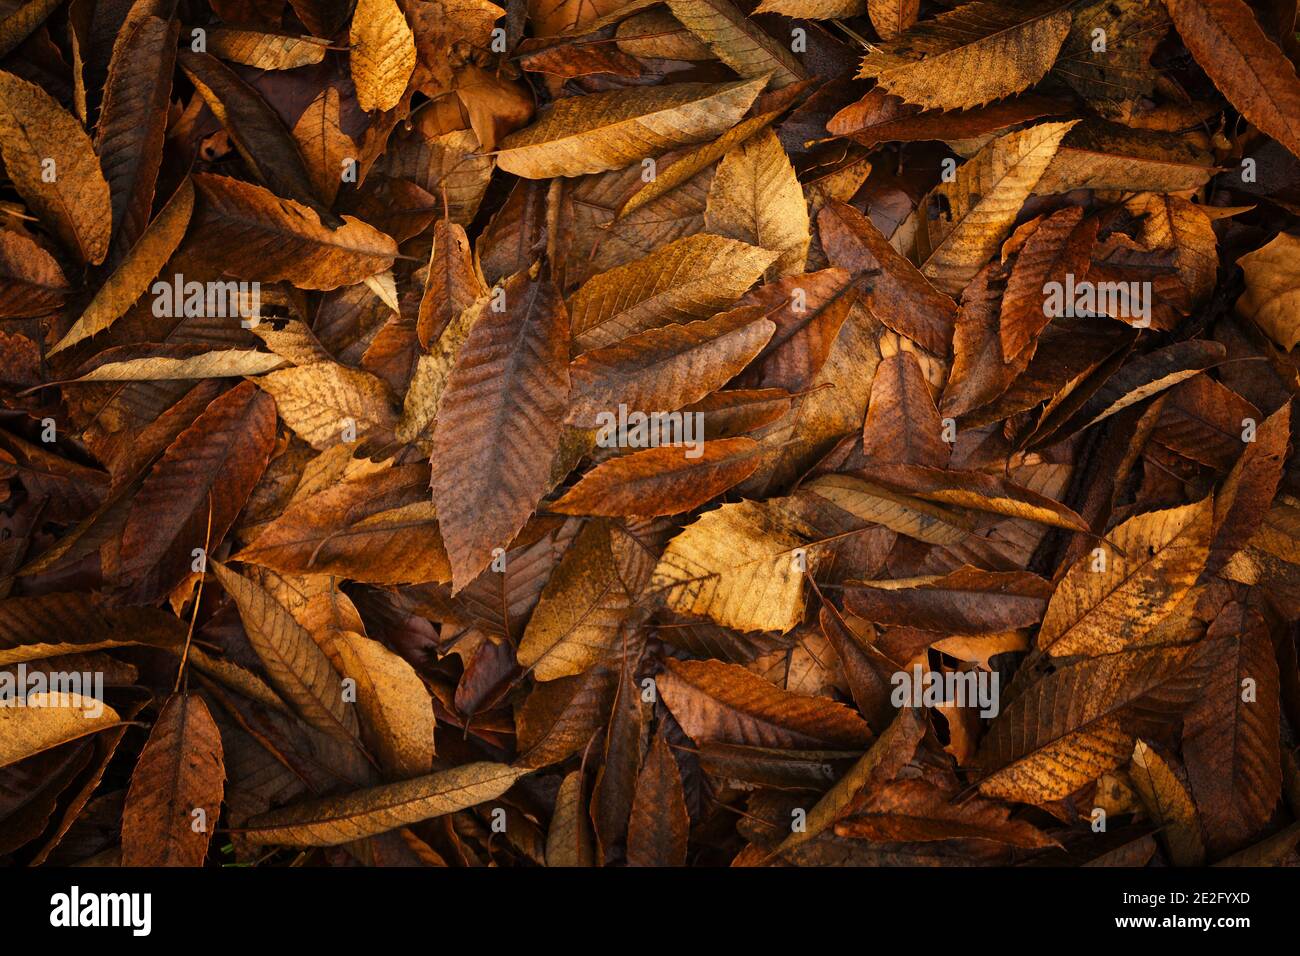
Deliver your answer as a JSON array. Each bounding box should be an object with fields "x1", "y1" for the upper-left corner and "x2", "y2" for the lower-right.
[{"x1": 242, "y1": 762, "x2": 527, "y2": 845}]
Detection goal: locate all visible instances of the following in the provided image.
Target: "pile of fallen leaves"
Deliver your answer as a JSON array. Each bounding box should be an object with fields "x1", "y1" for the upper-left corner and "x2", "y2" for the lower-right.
[{"x1": 2, "y1": 0, "x2": 1300, "y2": 868}]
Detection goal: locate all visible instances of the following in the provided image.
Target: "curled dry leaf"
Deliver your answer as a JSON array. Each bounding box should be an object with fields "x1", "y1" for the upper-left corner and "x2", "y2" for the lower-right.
[
  {"x1": 0, "y1": 694, "x2": 121, "y2": 770},
  {"x1": 0, "y1": 70, "x2": 111, "y2": 264}
]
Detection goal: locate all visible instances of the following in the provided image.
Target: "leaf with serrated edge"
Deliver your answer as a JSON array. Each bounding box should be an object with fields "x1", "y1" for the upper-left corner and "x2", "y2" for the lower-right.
[
  {"x1": 705, "y1": 129, "x2": 810, "y2": 278},
  {"x1": 50, "y1": 179, "x2": 195, "y2": 355},
  {"x1": 430, "y1": 271, "x2": 570, "y2": 590},
  {"x1": 210, "y1": 560, "x2": 361, "y2": 747},
  {"x1": 1039, "y1": 499, "x2": 1213, "y2": 657},
  {"x1": 0, "y1": 70, "x2": 111, "y2": 264},
  {"x1": 567, "y1": 308, "x2": 775, "y2": 427},
  {"x1": 242, "y1": 762, "x2": 527, "y2": 845},
  {"x1": 658, "y1": 657, "x2": 873, "y2": 749},
  {"x1": 496, "y1": 78, "x2": 765, "y2": 178},
  {"x1": 121, "y1": 693, "x2": 225, "y2": 866},
  {"x1": 908, "y1": 121, "x2": 1076, "y2": 295},
  {"x1": 570, "y1": 233, "x2": 777, "y2": 350},
  {"x1": 859, "y1": 0, "x2": 1072, "y2": 110},
  {"x1": 665, "y1": 0, "x2": 807, "y2": 87},
  {"x1": 190, "y1": 173, "x2": 396, "y2": 290}
]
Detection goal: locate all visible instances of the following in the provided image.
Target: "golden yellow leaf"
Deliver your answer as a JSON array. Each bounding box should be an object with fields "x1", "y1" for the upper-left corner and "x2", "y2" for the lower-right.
[
  {"x1": 0, "y1": 70, "x2": 111, "y2": 265},
  {"x1": 62, "y1": 349, "x2": 285, "y2": 382},
  {"x1": 1130, "y1": 739, "x2": 1206, "y2": 866},
  {"x1": 665, "y1": 0, "x2": 807, "y2": 87},
  {"x1": 798, "y1": 474, "x2": 974, "y2": 545},
  {"x1": 705, "y1": 128, "x2": 810, "y2": 278},
  {"x1": 495, "y1": 77, "x2": 765, "y2": 179},
  {"x1": 210, "y1": 560, "x2": 361, "y2": 747},
  {"x1": 753, "y1": 0, "x2": 867, "y2": 19},
  {"x1": 208, "y1": 28, "x2": 330, "y2": 70},
  {"x1": 546, "y1": 770, "x2": 594, "y2": 866},
  {"x1": 616, "y1": 109, "x2": 783, "y2": 219},
  {"x1": 652, "y1": 499, "x2": 816, "y2": 633},
  {"x1": 1038, "y1": 499, "x2": 1213, "y2": 657},
  {"x1": 256, "y1": 362, "x2": 398, "y2": 450},
  {"x1": 321, "y1": 630, "x2": 436, "y2": 778},
  {"x1": 518, "y1": 521, "x2": 634, "y2": 681},
  {"x1": 866, "y1": 0, "x2": 919, "y2": 37},
  {"x1": 0, "y1": 692, "x2": 120, "y2": 769},
  {"x1": 242, "y1": 762, "x2": 527, "y2": 845},
  {"x1": 616, "y1": 9, "x2": 713, "y2": 60},
  {"x1": 570, "y1": 233, "x2": 776, "y2": 350},
  {"x1": 908, "y1": 121, "x2": 1076, "y2": 295},
  {"x1": 1237, "y1": 231, "x2": 1300, "y2": 350},
  {"x1": 350, "y1": 0, "x2": 417, "y2": 112},
  {"x1": 292, "y1": 87, "x2": 355, "y2": 206},
  {"x1": 49, "y1": 178, "x2": 194, "y2": 355},
  {"x1": 859, "y1": 0, "x2": 1072, "y2": 109}
]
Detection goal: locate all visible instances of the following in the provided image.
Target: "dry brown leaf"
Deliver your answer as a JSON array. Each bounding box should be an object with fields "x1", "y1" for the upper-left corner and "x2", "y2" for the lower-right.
[
  {"x1": 50, "y1": 178, "x2": 195, "y2": 355},
  {"x1": 0, "y1": 70, "x2": 111, "y2": 264},
  {"x1": 430, "y1": 270, "x2": 570, "y2": 590},
  {"x1": 243, "y1": 762, "x2": 526, "y2": 845},
  {"x1": 665, "y1": 0, "x2": 808, "y2": 87},
  {"x1": 858, "y1": 0, "x2": 1073, "y2": 110},
  {"x1": 321, "y1": 630, "x2": 436, "y2": 778},
  {"x1": 908, "y1": 121, "x2": 1076, "y2": 295},
  {"x1": 517, "y1": 520, "x2": 634, "y2": 681},
  {"x1": 705, "y1": 128, "x2": 810, "y2": 278},
  {"x1": 1130, "y1": 739, "x2": 1206, "y2": 866},
  {"x1": 567, "y1": 307, "x2": 775, "y2": 427},
  {"x1": 121, "y1": 693, "x2": 225, "y2": 866},
  {"x1": 652, "y1": 499, "x2": 818, "y2": 633},
  {"x1": 570, "y1": 233, "x2": 776, "y2": 351},
  {"x1": 658, "y1": 657, "x2": 874, "y2": 749},
  {"x1": 496, "y1": 78, "x2": 766, "y2": 178},
  {"x1": 0, "y1": 693, "x2": 120, "y2": 769}
]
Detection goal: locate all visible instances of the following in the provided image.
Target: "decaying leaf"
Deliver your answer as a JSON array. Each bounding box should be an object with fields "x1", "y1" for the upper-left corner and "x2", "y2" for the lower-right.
[
  {"x1": 350, "y1": 0, "x2": 417, "y2": 113},
  {"x1": 0, "y1": 70, "x2": 111, "y2": 264},
  {"x1": 121, "y1": 693, "x2": 225, "y2": 866},
  {"x1": 1, "y1": 0, "x2": 1296, "y2": 878}
]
